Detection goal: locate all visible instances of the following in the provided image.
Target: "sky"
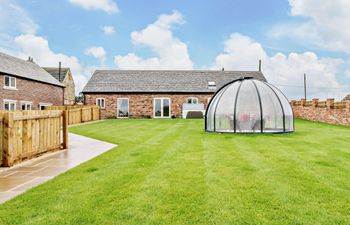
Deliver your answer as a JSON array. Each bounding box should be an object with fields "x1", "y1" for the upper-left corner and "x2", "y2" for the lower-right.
[{"x1": 0, "y1": 0, "x2": 350, "y2": 100}]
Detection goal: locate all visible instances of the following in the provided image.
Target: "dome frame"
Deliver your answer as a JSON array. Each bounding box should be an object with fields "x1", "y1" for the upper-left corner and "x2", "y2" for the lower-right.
[{"x1": 205, "y1": 77, "x2": 294, "y2": 134}]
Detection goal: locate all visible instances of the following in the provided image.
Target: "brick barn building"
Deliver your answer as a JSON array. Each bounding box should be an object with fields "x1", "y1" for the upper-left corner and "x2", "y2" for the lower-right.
[
  {"x1": 83, "y1": 70, "x2": 266, "y2": 119},
  {"x1": 0, "y1": 52, "x2": 64, "y2": 110}
]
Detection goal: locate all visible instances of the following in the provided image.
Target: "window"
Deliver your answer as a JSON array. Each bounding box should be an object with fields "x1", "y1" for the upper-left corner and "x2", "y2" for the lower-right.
[
  {"x1": 3, "y1": 100, "x2": 16, "y2": 111},
  {"x1": 96, "y1": 98, "x2": 105, "y2": 109},
  {"x1": 4, "y1": 76, "x2": 16, "y2": 89},
  {"x1": 187, "y1": 97, "x2": 198, "y2": 104},
  {"x1": 208, "y1": 81, "x2": 216, "y2": 90},
  {"x1": 21, "y1": 101, "x2": 32, "y2": 110},
  {"x1": 154, "y1": 98, "x2": 171, "y2": 118},
  {"x1": 117, "y1": 98, "x2": 129, "y2": 118},
  {"x1": 39, "y1": 103, "x2": 52, "y2": 110}
]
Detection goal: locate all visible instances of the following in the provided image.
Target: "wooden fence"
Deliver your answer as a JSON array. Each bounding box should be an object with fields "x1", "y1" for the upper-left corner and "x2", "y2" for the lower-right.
[
  {"x1": 0, "y1": 110, "x2": 68, "y2": 167},
  {"x1": 45, "y1": 105, "x2": 100, "y2": 125}
]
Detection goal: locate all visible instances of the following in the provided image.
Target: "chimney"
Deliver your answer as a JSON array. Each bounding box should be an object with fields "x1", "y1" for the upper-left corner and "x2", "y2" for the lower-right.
[
  {"x1": 58, "y1": 61, "x2": 62, "y2": 82},
  {"x1": 222, "y1": 67, "x2": 225, "y2": 71},
  {"x1": 27, "y1": 56, "x2": 34, "y2": 62},
  {"x1": 258, "y1": 59, "x2": 262, "y2": 72}
]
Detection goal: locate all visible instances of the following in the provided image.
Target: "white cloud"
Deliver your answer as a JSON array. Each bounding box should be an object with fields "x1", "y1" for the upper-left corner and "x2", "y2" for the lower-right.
[
  {"x1": 270, "y1": 0, "x2": 350, "y2": 53},
  {"x1": 84, "y1": 46, "x2": 106, "y2": 63},
  {"x1": 345, "y1": 69, "x2": 350, "y2": 79},
  {"x1": 102, "y1": 26, "x2": 115, "y2": 35},
  {"x1": 213, "y1": 33, "x2": 346, "y2": 100},
  {"x1": 115, "y1": 53, "x2": 161, "y2": 70},
  {"x1": 0, "y1": 1, "x2": 99, "y2": 95},
  {"x1": 114, "y1": 10, "x2": 193, "y2": 70},
  {"x1": 0, "y1": 0, "x2": 38, "y2": 51},
  {"x1": 14, "y1": 34, "x2": 87, "y2": 95},
  {"x1": 68, "y1": 0, "x2": 119, "y2": 14},
  {"x1": 213, "y1": 33, "x2": 267, "y2": 71}
]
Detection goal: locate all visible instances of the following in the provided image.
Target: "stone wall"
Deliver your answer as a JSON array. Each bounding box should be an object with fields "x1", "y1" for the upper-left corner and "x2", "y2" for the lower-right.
[
  {"x1": 84, "y1": 93, "x2": 213, "y2": 119},
  {"x1": 62, "y1": 71, "x2": 75, "y2": 105},
  {"x1": 291, "y1": 99, "x2": 350, "y2": 126},
  {"x1": 0, "y1": 73, "x2": 64, "y2": 110}
]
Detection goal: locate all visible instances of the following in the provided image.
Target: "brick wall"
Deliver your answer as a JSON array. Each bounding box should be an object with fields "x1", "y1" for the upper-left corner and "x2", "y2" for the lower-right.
[
  {"x1": 0, "y1": 74, "x2": 64, "y2": 110},
  {"x1": 84, "y1": 93, "x2": 213, "y2": 118},
  {"x1": 291, "y1": 98, "x2": 350, "y2": 126}
]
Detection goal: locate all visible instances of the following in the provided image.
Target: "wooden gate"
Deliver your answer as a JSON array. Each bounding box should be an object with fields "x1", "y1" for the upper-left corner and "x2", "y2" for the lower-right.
[{"x1": 0, "y1": 110, "x2": 68, "y2": 167}]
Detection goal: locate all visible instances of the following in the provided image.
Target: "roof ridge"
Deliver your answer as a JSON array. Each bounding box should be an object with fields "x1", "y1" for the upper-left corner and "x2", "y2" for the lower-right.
[
  {"x1": 42, "y1": 67, "x2": 70, "y2": 69},
  {"x1": 94, "y1": 69, "x2": 261, "y2": 73},
  {"x1": 83, "y1": 70, "x2": 266, "y2": 93},
  {"x1": 0, "y1": 51, "x2": 64, "y2": 87}
]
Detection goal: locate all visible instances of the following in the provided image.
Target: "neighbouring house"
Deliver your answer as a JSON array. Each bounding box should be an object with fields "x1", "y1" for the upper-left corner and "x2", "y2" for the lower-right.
[
  {"x1": 343, "y1": 94, "x2": 350, "y2": 101},
  {"x1": 0, "y1": 52, "x2": 64, "y2": 110},
  {"x1": 82, "y1": 70, "x2": 267, "y2": 119},
  {"x1": 43, "y1": 64, "x2": 76, "y2": 105}
]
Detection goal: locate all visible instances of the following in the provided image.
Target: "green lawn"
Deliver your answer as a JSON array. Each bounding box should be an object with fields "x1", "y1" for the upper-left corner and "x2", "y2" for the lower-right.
[{"x1": 1, "y1": 119, "x2": 350, "y2": 225}]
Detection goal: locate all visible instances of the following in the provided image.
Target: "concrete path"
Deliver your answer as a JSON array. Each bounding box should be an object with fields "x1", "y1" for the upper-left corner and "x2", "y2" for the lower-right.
[{"x1": 0, "y1": 133, "x2": 116, "y2": 204}]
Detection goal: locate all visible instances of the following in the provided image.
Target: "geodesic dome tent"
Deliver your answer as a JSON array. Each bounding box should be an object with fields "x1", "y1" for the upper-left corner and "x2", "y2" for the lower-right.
[{"x1": 205, "y1": 77, "x2": 294, "y2": 133}]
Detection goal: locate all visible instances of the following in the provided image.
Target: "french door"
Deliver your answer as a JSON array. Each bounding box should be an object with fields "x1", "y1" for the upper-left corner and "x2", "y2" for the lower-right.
[
  {"x1": 117, "y1": 98, "x2": 129, "y2": 118},
  {"x1": 154, "y1": 98, "x2": 171, "y2": 118}
]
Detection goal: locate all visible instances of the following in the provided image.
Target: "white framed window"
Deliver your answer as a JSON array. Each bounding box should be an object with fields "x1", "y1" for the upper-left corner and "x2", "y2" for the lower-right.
[
  {"x1": 208, "y1": 81, "x2": 216, "y2": 90},
  {"x1": 187, "y1": 97, "x2": 198, "y2": 104},
  {"x1": 21, "y1": 101, "x2": 32, "y2": 110},
  {"x1": 154, "y1": 98, "x2": 171, "y2": 118},
  {"x1": 3, "y1": 99, "x2": 16, "y2": 111},
  {"x1": 4, "y1": 76, "x2": 16, "y2": 89},
  {"x1": 39, "y1": 103, "x2": 52, "y2": 110},
  {"x1": 117, "y1": 98, "x2": 129, "y2": 118},
  {"x1": 96, "y1": 98, "x2": 105, "y2": 109}
]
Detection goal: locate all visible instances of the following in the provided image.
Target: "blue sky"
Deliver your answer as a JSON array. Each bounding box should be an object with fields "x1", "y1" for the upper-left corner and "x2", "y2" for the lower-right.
[{"x1": 1, "y1": 0, "x2": 350, "y2": 99}]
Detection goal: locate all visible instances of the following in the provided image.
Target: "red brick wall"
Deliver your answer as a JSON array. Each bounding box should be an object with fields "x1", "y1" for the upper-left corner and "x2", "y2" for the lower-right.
[
  {"x1": 84, "y1": 93, "x2": 213, "y2": 118},
  {"x1": 292, "y1": 99, "x2": 350, "y2": 126},
  {"x1": 0, "y1": 74, "x2": 64, "y2": 110}
]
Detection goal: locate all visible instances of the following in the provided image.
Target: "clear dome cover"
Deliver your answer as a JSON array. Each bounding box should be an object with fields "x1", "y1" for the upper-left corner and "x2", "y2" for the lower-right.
[{"x1": 205, "y1": 78, "x2": 294, "y2": 133}]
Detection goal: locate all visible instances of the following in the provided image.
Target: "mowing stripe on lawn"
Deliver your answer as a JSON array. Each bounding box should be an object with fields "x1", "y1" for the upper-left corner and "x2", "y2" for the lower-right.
[
  {"x1": 236, "y1": 136, "x2": 350, "y2": 224},
  {"x1": 1, "y1": 119, "x2": 350, "y2": 225},
  {"x1": 118, "y1": 120, "x2": 208, "y2": 224}
]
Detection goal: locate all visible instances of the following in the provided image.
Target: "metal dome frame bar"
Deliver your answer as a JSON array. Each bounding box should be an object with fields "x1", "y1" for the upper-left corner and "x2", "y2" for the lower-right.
[{"x1": 205, "y1": 77, "x2": 294, "y2": 134}]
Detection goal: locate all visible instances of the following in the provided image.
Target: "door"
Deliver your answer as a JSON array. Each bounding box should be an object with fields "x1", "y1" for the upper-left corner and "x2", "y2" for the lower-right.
[
  {"x1": 154, "y1": 98, "x2": 171, "y2": 118},
  {"x1": 117, "y1": 98, "x2": 129, "y2": 118}
]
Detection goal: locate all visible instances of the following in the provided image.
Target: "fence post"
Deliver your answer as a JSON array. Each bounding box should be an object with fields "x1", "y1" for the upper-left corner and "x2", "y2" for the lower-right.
[
  {"x1": 326, "y1": 98, "x2": 334, "y2": 110},
  {"x1": 3, "y1": 113, "x2": 14, "y2": 166},
  {"x1": 62, "y1": 110, "x2": 69, "y2": 149},
  {"x1": 0, "y1": 114, "x2": 3, "y2": 166},
  {"x1": 80, "y1": 108, "x2": 83, "y2": 123}
]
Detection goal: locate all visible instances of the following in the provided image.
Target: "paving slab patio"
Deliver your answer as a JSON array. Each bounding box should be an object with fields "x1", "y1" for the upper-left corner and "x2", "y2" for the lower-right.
[{"x1": 0, "y1": 133, "x2": 117, "y2": 204}]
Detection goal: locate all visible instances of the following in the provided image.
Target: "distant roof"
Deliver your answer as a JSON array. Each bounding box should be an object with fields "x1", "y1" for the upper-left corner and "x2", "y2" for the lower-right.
[
  {"x1": 83, "y1": 70, "x2": 267, "y2": 93},
  {"x1": 343, "y1": 94, "x2": 350, "y2": 101},
  {"x1": 43, "y1": 67, "x2": 70, "y2": 82},
  {"x1": 0, "y1": 52, "x2": 64, "y2": 87}
]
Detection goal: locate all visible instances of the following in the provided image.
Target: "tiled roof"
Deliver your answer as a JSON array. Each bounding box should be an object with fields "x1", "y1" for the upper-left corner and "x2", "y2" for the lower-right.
[
  {"x1": 83, "y1": 70, "x2": 267, "y2": 93},
  {"x1": 42, "y1": 67, "x2": 70, "y2": 83},
  {"x1": 342, "y1": 94, "x2": 350, "y2": 101},
  {"x1": 0, "y1": 52, "x2": 64, "y2": 87}
]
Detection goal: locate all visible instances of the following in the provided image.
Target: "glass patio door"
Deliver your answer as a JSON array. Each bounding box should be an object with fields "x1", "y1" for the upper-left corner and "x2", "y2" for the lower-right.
[
  {"x1": 117, "y1": 98, "x2": 129, "y2": 118},
  {"x1": 154, "y1": 98, "x2": 170, "y2": 118}
]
